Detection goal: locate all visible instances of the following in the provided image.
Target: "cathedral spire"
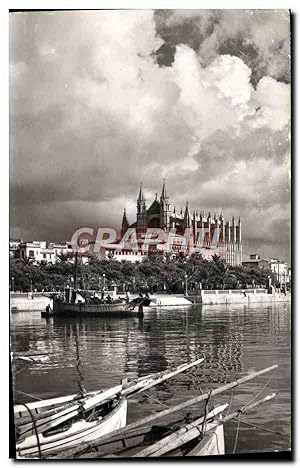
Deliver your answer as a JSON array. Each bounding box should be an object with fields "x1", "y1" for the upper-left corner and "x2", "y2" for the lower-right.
[
  {"x1": 161, "y1": 179, "x2": 168, "y2": 201},
  {"x1": 137, "y1": 181, "x2": 146, "y2": 217},
  {"x1": 121, "y1": 208, "x2": 129, "y2": 236},
  {"x1": 184, "y1": 201, "x2": 191, "y2": 228},
  {"x1": 138, "y1": 182, "x2": 145, "y2": 202}
]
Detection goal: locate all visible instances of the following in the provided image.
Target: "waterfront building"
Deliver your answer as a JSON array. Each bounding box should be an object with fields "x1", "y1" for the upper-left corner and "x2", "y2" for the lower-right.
[
  {"x1": 17, "y1": 241, "x2": 57, "y2": 264},
  {"x1": 242, "y1": 253, "x2": 271, "y2": 270},
  {"x1": 9, "y1": 238, "x2": 23, "y2": 258},
  {"x1": 242, "y1": 254, "x2": 290, "y2": 285},
  {"x1": 105, "y1": 180, "x2": 242, "y2": 266},
  {"x1": 269, "y1": 258, "x2": 290, "y2": 285},
  {"x1": 11, "y1": 240, "x2": 91, "y2": 265}
]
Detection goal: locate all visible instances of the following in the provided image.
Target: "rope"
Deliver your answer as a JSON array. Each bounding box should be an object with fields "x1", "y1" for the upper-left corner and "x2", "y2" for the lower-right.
[
  {"x1": 241, "y1": 368, "x2": 277, "y2": 411},
  {"x1": 226, "y1": 388, "x2": 234, "y2": 417},
  {"x1": 235, "y1": 417, "x2": 289, "y2": 438},
  {"x1": 141, "y1": 392, "x2": 186, "y2": 418},
  {"x1": 22, "y1": 403, "x2": 42, "y2": 459},
  {"x1": 15, "y1": 365, "x2": 28, "y2": 374},
  {"x1": 232, "y1": 411, "x2": 241, "y2": 454},
  {"x1": 200, "y1": 389, "x2": 212, "y2": 437},
  {"x1": 15, "y1": 390, "x2": 43, "y2": 401},
  {"x1": 74, "y1": 330, "x2": 86, "y2": 398},
  {"x1": 230, "y1": 367, "x2": 277, "y2": 454}
]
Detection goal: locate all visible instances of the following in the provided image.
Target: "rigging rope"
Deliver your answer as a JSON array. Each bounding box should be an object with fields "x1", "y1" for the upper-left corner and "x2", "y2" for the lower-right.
[
  {"x1": 15, "y1": 390, "x2": 43, "y2": 401},
  {"x1": 230, "y1": 367, "x2": 277, "y2": 453},
  {"x1": 141, "y1": 391, "x2": 186, "y2": 417},
  {"x1": 241, "y1": 367, "x2": 277, "y2": 411},
  {"x1": 234, "y1": 417, "x2": 289, "y2": 438},
  {"x1": 22, "y1": 403, "x2": 42, "y2": 459},
  {"x1": 74, "y1": 329, "x2": 86, "y2": 398},
  {"x1": 200, "y1": 389, "x2": 212, "y2": 437},
  {"x1": 232, "y1": 411, "x2": 241, "y2": 454}
]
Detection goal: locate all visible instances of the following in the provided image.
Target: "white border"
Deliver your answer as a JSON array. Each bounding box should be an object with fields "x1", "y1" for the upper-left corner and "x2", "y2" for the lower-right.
[{"x1": 2, "y1": 2, "x2": 297, "y2": 467}]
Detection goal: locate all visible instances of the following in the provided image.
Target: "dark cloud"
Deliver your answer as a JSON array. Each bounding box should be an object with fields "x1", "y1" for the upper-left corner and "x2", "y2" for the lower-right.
[
  {"x1": 9, "y1": 10, "x2": 291, "y2": 261},
  {"x1": 154, "y1": 9, "x2": 290, "y2": 86}
]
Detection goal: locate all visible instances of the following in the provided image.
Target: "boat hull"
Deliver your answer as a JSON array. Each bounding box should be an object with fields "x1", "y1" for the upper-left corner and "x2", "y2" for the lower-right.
[
  {"x1": 68, "y1": 415, "x2": 225, "y2": 458},
  {"x1": 182, "y1": 423, "x2": 224, "y2": 456},
  {"x1": 16, "y1": 398, "x2": 127, "y2": 458},
  {"x1": 52, "y1": 300, "x2": 143, "y2": 317}
]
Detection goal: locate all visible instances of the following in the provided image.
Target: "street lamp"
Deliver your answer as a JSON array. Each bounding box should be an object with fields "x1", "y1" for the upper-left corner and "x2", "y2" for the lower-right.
[
  {"x1": 11, "y1": 277, "x2": 15, "y2": 292},
  {"x1": 103, "y1": 273, "x2": 106, "y2": 291},
  {"x1": 184, "y1": 274, "x2": 188, "y2": 296}
]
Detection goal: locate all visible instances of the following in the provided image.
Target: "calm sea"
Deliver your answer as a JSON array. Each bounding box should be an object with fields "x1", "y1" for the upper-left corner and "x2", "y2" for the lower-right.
[{"x1": 10, "y1": 302, "x2": 291, "y2": 455}]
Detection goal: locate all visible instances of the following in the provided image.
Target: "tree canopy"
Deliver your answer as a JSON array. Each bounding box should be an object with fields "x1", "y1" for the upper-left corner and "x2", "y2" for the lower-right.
[{"x1": 10, "y1": 253, "x2": 275, "y2": 293}]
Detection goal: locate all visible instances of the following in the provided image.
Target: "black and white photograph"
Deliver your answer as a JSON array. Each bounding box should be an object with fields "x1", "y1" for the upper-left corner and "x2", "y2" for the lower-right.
[{"x1": 9, "y1": 8, "x2": 291, "y2": 459}]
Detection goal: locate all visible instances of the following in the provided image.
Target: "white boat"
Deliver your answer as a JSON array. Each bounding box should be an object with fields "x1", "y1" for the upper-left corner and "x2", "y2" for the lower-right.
[
  {"x1": 15, "y1": 395, "x2": 127, "y2": 458},
  {"x1": 14, "y1": 358, "x2": 204, "y2": 458},
  {"x1": 67, "y1": 405, "x2": 226, "y2": 458},
  {"x1": 52, "y1": 365, "x2": 278, "y2": 459}
]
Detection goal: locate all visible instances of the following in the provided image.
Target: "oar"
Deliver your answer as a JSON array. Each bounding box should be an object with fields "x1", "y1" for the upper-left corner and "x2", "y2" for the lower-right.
[
  {"x1": 53, "y1": 364, "x2": 278, "y2": 458},
  {"x1": 133, "y1": 404, "x2": 228, "y2": 458}
]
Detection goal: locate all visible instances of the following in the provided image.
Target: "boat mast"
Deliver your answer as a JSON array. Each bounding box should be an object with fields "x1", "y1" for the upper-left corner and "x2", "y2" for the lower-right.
[{"x1": 74, "y1": 251, "x2": 78, "y2": 290}]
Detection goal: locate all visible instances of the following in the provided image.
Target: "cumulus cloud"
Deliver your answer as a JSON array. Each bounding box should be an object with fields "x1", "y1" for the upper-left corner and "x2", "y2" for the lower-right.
[{"x1": 10, "y1": 10, "x2": 291, "y2": 261}]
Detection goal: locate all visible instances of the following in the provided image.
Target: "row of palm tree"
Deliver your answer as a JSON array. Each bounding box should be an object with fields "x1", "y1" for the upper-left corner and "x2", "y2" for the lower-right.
[{"x1": 10, "y1": 252, "x2": 276, "y2": 293}]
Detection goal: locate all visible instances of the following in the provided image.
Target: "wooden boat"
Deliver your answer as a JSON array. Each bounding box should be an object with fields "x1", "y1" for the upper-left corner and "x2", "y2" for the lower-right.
[
  {"x1": 69, "y1": 405, "x2": 227, "y2": 458},
  {"x1": 14, "y1": 358, "x2": 204, "y2": 459},
  {"x1": 53, "y1": 364, "x2": 278, "y2": 459},
  {"x1": 15, "y1": 395, "x2": 127, "y2": 458},
  {"x1": 41, "y1": 294, "x2": 151, "y2": 318},
  {"x1": 41, "y1": 251, "x2": 152, "y2": 318}
]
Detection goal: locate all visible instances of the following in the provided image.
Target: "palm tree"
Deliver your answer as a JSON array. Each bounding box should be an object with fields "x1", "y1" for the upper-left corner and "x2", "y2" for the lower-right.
[{"x1": 209, "y1": 256, "x2": 238, "y2": 289}]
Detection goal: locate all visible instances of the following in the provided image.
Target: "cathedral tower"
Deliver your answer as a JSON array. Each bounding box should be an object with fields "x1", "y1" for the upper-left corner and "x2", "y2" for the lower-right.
[
  {"x1": 136, "y1": 182, "x2": 147, "y2": 231},
  {"x1": 121, "y1": 208, "x2": 129, "y2": 237},
  {"x1": 160, "y1": 179, "x2": 171, "y2": 229}
]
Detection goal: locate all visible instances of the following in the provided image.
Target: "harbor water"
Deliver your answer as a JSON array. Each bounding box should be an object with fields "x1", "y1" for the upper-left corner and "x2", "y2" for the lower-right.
[{"x1": 10, "y1": 302, "x2": 291, "y2": 455}]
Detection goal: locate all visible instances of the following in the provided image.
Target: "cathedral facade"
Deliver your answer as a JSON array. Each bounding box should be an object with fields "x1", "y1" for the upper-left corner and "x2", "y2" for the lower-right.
[{"x1": 116, "y1": 181, "x2": 242, "y2": 266}]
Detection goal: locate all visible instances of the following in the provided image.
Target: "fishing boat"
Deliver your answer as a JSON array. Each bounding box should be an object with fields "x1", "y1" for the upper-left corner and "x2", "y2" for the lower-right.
[
  {"x1": 42, "y1": 250, "x2": 152, "y2": 318},
  {"x1": 52, "y1": 364, "x2": 278, "y2": 459},
  {"x1": 68, "y1": 404, "x2": 227, "y2": 458},
  {"x1": 14, "y1": 358, "x2": 204, "y2": 458},
  {"x1": 42, "y1": 292, "x2": 151, "y2": 318}
]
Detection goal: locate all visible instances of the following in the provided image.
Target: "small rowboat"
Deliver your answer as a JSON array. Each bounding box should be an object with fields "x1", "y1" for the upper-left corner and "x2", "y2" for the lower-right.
[
  {"x1": 14, "y1": 358, "x2": 204, "y2": 458},
  {"x1": 70, "y1": 405, "x2": 227, "y2": 458},
  {"x1": 15, "y1": 395, "x2": 127, "y2": 458}
]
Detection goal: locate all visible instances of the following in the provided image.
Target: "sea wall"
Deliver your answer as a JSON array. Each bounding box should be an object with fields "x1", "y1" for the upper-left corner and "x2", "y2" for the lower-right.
[
  {"x1": 189, "y1": 289, "x2": 290, "y2": 305},
  {"x1": 149, "y1": 295, "x2": 193, "y2": 307},
  {"x1": 10, "y1": 293, "x2": 50, "y2": 311}
]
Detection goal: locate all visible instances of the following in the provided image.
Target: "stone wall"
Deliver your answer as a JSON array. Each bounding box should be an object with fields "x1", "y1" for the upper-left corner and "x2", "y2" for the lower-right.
[
  {"x1": 10, "y1": 293, "x2": 50, "y2": 311},
  {"x1": 189, "y1": 289, "x2": 290, "y2": 305}
]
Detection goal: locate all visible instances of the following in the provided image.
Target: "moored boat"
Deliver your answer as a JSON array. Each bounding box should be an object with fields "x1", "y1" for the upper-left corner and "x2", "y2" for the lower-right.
[
  {"x1": 52, "y1": 364, "x2": 278, "y2": 459},
  {"x1": 42, "y1": 292, "x2": 151, "y2": 318},
  {"x1": 15, "y1": 396, "x2": 127, "y2": 458},
  {"x1": 14, "y1": 358, "x2": 204, "y2": 459},
  {"x1": 71, "y1": 405, "x2": 227, "y2": 458}
]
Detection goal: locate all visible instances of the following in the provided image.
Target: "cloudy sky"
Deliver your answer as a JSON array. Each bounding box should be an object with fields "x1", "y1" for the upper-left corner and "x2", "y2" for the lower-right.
[{"x1": 10, "y1": 10, "x2": 291, "y2": 261}]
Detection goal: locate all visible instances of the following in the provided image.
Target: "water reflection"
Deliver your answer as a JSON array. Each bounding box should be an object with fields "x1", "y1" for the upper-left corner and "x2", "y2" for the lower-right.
[{"x1": 10, "y1": 302, "x2": 290, "y2": 453}]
